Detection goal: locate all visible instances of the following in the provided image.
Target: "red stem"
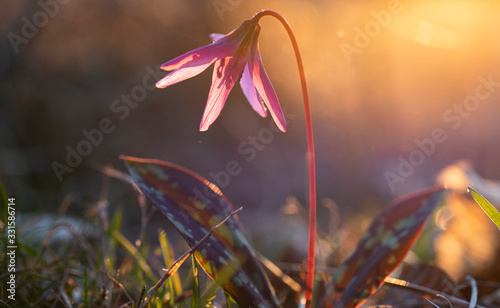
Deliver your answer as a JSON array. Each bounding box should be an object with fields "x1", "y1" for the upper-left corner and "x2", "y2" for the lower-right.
[{"x1": 254, "y1": 10, "x2": 316, "y2": 308}]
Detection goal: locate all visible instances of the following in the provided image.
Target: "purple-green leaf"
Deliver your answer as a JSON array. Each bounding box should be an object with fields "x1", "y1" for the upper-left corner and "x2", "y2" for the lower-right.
[
  {"x1": 121, "y1": 156, "x2": 279, "y2": 308},
  {"x1": 321, "y1": 186, "x2": 446, "y2": 308}
]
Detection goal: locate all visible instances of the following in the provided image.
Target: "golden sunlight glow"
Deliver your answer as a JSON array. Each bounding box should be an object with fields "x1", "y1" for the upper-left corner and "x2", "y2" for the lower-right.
[
  {"x1": 254, "y1": 0, "x2": 500, "y2": 125},
  {"x1": 389, "y1": 15, "x2": 459, "y2": 49},
  {"x1": 214, "y1": 0, "x2": 500, "y2": 170},
  {"x1": 389, "y1": 2, "x2": 496, "y2": 49},
  {"x1": 436, "y1": 162, "x2": 469, "y2": 191}
]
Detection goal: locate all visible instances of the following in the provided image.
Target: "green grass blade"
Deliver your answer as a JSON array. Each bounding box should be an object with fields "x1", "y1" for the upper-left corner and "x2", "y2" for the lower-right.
[
  {"x1": 469, "y1": 187, "x2": 500, "y2": 230},
  {"x1": 158, "y1": 229, "x2": 182, "y2": 305},
  {"x1": 113, "y1": 229, "x2": 158, "y2": 282},
  {"x1": 191, "y1": 255, "x2": 201, "y2": 308},
  {"x1": 224, "y1": 291, "x2": 233, "y2": 308},
  {"x1": 105, "y1": 208, "x2": 123, "y2": 271},
  {"x1": 83, "y1": 269, "x2": 89, "y2": 308},
  {"x1": 141, "y1": 208, "x2": 242, "y2": 308},
  {"x1": 155, "y1": 297, "x2": 162, "y2": 308},
  {"x1": 109, "y1": 207, "x2": 123, "y2": 237},
  {"x1": 0, "y1": 300, "x2": 14, "y2": 308}
]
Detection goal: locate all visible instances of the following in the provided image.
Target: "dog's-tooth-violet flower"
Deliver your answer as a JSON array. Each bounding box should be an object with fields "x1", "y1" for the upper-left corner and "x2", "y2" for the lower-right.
[
  {"x1": 156, "y1": 18, "x2": 286, "y2": 132},
  {"x1": 158, "y1": 10, "x2": 318, "y2": 308}
]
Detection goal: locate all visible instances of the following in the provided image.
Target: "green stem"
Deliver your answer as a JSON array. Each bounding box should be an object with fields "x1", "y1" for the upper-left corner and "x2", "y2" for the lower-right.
[{"x1": 253, "y1": 10, "x2": 316, "y2": 308}]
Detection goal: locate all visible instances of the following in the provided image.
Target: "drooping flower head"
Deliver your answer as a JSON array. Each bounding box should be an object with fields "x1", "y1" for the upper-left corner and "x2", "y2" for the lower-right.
[
  {"x1": 156, "y1": 17, "x2": 286, "y2": 132},
  {"x1": 158, "y1": 11, "x2": 318, "y2": 308}
]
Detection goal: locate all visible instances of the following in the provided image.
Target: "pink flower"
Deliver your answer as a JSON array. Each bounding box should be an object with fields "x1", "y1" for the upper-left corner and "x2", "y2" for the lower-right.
[{"x1": 156, "y1": 19, "x2": 286, "y2": 132}]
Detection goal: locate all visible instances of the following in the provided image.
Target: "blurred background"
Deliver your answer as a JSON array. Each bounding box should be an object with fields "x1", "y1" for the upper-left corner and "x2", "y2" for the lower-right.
[{"x1": 2, "y1": 0, "x2": 500, "y2": 274}]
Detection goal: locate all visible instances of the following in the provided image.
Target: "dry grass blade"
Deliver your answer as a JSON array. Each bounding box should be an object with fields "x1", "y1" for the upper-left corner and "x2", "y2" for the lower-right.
[
  {"x1": 91, "y1": 161, "x2": 134, "y2": 184},
  {"x1": 97, "y1": 176, "x2": 110, "y2": 234},
  {"x1": 481, "y1": 287, "x2": 500, "y2": 306},
  {"x1": 259, "y1": 254, "x2": 302, "y2": 293},
  {"x1": 424, "y1": 298, "x2": 442, "y2": 308},
  {"x1": 94, "y1": 162, "x2": 151, "y2": 249},
  {"x1": 97, "y1": 162, "x2": 151, "y2": 251},
  {"x1": 140, "y1": 207, "x2": 243, "y2": 308},
  {"x1": 136, "y1": 192, "x2": 149, "y2": 248},
  {"x1": 136, "y1": 285, "x2": 146, "y2": 307},
  {"x1": 466, "y1": 276, "x2": 478, "y2": 308},
  {"x1": 57, "y1": 270, "x2": 72, "y2": 308},
  {"x1": 102, "y1": 271, "x2": 135, "y2": 304},
  {"x1": 41, "y1": 221, "x2": 95, "y2": 259},
  {"x1": 436, "y1": 294, "x2": 453, "y2": 307},
  {"x1": 384, "y1": 277, "x2": 486, "y2": 308}
]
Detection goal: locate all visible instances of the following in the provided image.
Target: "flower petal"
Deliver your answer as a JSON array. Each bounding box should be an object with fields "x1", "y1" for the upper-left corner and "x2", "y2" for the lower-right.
[
  {"x1": 247, "y1": 27, "x2": 286, "y2": 132},
  {"x1": 156, "y1": 62, "x2": 213, "y2": 88},
  {"x1": 162, "y1": 20, "x2": 256, "y2": 72},
  {"x1": 240, "y1": 64, "x2": 267, "y2": 117},
  {"x1": 160, "y1": 43, "x2": 234, "y2": 72},
  {"x1": 200, "y1": 56, "x2": 246, "y2": 131},
  {"x1": 209, "y1": 33, "x2": 225, "y2": 42}
]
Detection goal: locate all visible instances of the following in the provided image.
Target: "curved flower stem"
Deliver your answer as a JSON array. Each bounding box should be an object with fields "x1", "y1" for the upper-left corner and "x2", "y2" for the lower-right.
[{"x1": 253, "y1": 10, "x2": 316, "y2": 308}]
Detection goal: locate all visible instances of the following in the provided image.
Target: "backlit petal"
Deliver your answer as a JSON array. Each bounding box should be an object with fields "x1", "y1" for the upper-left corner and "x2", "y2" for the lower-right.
[
  {"x1": 200, "y1": 56, "x2": 247, "y2": 131},
  {"x1": 160, "y1": 43, "x2": 234, "y2": 72},
  {"x1": 156, "y1": 62, "x2": 213, "y2": 88},
  {"x1": 247, "y1": 27, "x2": 286, "y2": 132},
  {"x1": 162, "y1": 20, "x2": 256, "y2": 72},
  {"x1": 240, "y1": 64, "x2": 267, "y2": 117}
]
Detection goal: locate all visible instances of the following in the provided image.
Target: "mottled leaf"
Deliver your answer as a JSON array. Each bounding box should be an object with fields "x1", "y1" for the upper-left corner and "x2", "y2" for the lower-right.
[
  {"x1": 469, "y1": 187, "x2": 500, "y2": 230},
  {"x1": 322, "y1": 186, "x2": 446, "y2": 308},
  {"x1": 121, "y1": 156, "x2": 279, "y2": 308}
]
